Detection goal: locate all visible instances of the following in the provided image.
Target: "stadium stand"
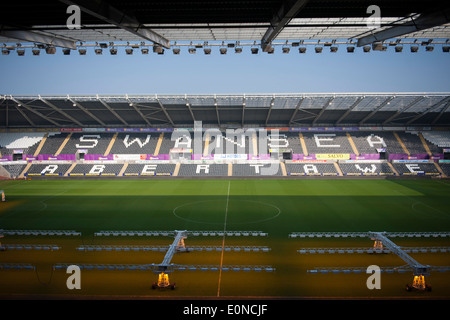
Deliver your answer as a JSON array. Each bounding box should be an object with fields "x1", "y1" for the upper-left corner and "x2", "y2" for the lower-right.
[
  {"x1": 109, "y1": 133, "x2": 159, "y2": 155},
  {"x1": 392, "y1": 163, "x2": 441, "y2": 176},
  {"x1": 339, "y1": 163, "x2": 395, "y2": 176},
  {"x1": 59, "y1": 133, "x2": 116, "y2": 155},
  {"x1": 232, "y1": 163, "x2": 283, "y2": 176},
  {"x1": 69, "y1": 164, "x2": 124, "y2": 176},
  {"x1": 421, "y1": 131, "x2": 450, "y2": 148},
  {"x1": 178, "y1": 164, "x2": 228, "y2": 176},
  {"x1": 350, "y1": 132, "x2": 403, "y2": 154},
  {"x1": 0, "y1": 132, "x2": 50, "y2": 157},
  {"x1": 26, "y1": 164, "x2": 72, "y2": 176},
  {"x1": 439, "y1": 163, "x2": 450, "y2": 176},
  {"x1": 0, "y1": 164, "x2": 26, "y2": 178},
  {"x1": 38, "y1": 132, "x2": 70, "y2": 156},
  {"x1": 302, "y1": 132, "x2": 354, "y2": 155},
  {"x1": 124, "y1": 163, "x2": 175, "y2": 176},
  {"x1": 285, "y1": 163, "x2": 339, "y2": 176}
]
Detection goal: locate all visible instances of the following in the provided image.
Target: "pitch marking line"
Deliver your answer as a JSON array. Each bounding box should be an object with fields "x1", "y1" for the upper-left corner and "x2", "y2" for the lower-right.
[{"x1": 217, "y1": 181, "x2": 230, "y2": 297}]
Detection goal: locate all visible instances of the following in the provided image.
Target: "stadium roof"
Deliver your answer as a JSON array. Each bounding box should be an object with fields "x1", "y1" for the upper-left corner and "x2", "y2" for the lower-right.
[
  {"x1": 2, "y1": 93, "x2": 450, "y2": 128},
  {"x1": 1, "y1": 1, "x2": 449, "y2": 51}
]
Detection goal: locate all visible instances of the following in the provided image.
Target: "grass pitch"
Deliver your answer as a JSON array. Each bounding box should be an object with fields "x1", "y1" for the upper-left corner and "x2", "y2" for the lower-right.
[{"x1": 0, "y1": 178, "x2": 449, "y2": 298}]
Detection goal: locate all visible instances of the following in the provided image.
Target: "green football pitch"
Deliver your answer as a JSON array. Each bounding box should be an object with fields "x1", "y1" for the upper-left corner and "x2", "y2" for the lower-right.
[{"x1": 0, "y1": 178, "x2": 449, "y2": 298}]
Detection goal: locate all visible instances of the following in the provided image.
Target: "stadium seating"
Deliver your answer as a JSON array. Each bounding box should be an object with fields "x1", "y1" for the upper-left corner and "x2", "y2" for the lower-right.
[
  {"x1": 285, "y1": 163, "x2": 338, "y2": 176},
  {"x1": 38, "y1": 132, "x2": 70, "y2": 155},
  {"x1": 392, "y1": 163, "x2": 441, "y2": 176},
  {"x1": 339, "y1": 163, "x2": 395, "y2": 176},
  {"x1": 232, "y1": 163, "x2": 282, "y2": 176},
  {"x1": 439, "y1": 163, "x2": 450, "y2": 176},
  {"x1": 0, "y1": 132, "x2": 49, "y2": 156},
  {"x1": 124, "y1": 163, "x2": 175, "y2": 176},
  {"x1": 109, "y1": 133, "x2": 160, "y2": 155},
  {"x1": 26, "y1": 164, "x2": 72, "y2": 176},
  {"x1": 421, "y1": 131, "x2": 450, "y2": 148},
  {"x1": 69, "y1": 163, "x2": 124, "y2": 176},
  {"x1": 59, "y1": 133, "x2": 115, "y2": 155},
  {"x1": 301, "y1": 132, "x2": 354, "y2": 155},
  {"x1": 0, "y1": 164, "x2": 26, "y2": 178},
  {"x1": 178, "y1": 164, "x2": 228, "y2": 176}
]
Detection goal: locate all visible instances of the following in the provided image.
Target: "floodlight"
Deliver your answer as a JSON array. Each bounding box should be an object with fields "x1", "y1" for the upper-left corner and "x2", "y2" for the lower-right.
[
  {"x1": 99, "y1": 43, "x2": 108, "y2": 48},
  {"x1": 267, "y1": 47, "x2": 274, "y2": 54},
  {"x1": 282, "y1": 47, "x2": 290, "y2": 53},
  {"x1": 330, "y1": 46, "x2": 338, "y2": 53},
  {"x1": 395, "y1": 46, "x2": 403, "y2": 52},
  {"x1": 32, "y1": 49, "x2": 40, "y2": 56},
  {"x1": 292, "y1": 42, "x2": 300, "y2": 47},
  {"x1": 372, "y1": 43, "x2": 387, "y2": 51},
  {"x1": 62, "y1": 48, "x2": 71, "y2": 55},
  {"x1": 363, "y1": 46, "x2": 371, "y2": 52},
  {"x1": 425, "y1": 46, "x2": 434, "y2": 52},
  {"x1": 410, "y1": 46, "x2": 419, "y2": 53},
  {"x1": 299, "y1": 47, "x2": 306, "y2": 53},
  {"x1": 315, "y1": 47, "x2": 323, "y2": 53},
  {"x1": 204, "y1": 48, "x2": 211, "y2": 55},
  {"x1": 78, "y1": 48, "x2": 87, "y2": 55},
  {"x1": 173, "y1": 48, "x2": 180, "y2": 54},
  {"x1": 235, "y1": 47, "x2": 242, "y2": 53},
  {"x1": 346, "y1": 46, "x2": 355, "y2": 53},
  {"x1": 141, "y1": 48, "x2": 149, "y2": 54},
  {"x1": 46, "y1": 47, "x2": 56, "y2": 54},
  {"x1": 157, "y1": 49, "x2": 165, "y2": 55},
  {"x1": 110, "y1": 48, "x2": 117, "y2": 55},
  {"x1": 188, "y1": 48, "x2": 196, "y2": 54},
  {"x1": 17, "y1": 49, "x2": 25, "y2": 56},
  {"x1": 220, "y1": 48, "x2": 227, "y2": 54},
  {"x1": 227, "y1": 43, "x2": 235, "y2": 48},
  {"x1": 251, "y1": 48, "x2": 259, "y2": 54},
  {"x1": 443, "y1": 46, "x2": 450, "y2": 52},
  {"x1": 153, "y1": 45, "x2": 163, "y2": 54},
  {"x1": 95, "y1": 49, "x2": 102, "y2": 55},
  {"x1": 125, "y1": 48, "x2": 133, "y2": 55}
]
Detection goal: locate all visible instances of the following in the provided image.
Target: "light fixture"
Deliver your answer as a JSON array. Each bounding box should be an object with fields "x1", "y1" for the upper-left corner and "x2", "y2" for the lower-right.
[
  {"x1": 395, "y1": 46, "x2": 403, "y2": 52},
  {"x1": 315, "y1": 47, "x2": 323, "y2": 53},
  {"x1": 299, "y1": 47, "x2": 306, "y2": 53},
  {"x1": 153, "y1": 45, "x2": 163, "y2": 54},
  {"x1": 410, "y1": 46, "x2": 419, "y2": 53},
  {"x1": 425, "y1": 46, "x2": 434, "y2": 52},
  {"x1": 99, "y1": 43, "x2": 108, "y2": 48},
  {"x1": 173, "y1": 48, "x2": 180, "y2": 54},
  {"x1": 346, "y1": 46, "x2": 355, "y2": 53},
  {"x1": 17, "y1": 49, "x2": 25, "y2": 56},
  {"x1": 330, "y1": 46, "x2": 338, "y2": 53},
  {"x1": 282, "y1": 47, "x2": 290, "y2": 54},
  {"x1": 251, "y1": 48, "x2": 259, "y2": 54},
  {"x1": 363, "y1": 46, "x2": 371, "y2": 52},
  {"x1": 188, "y1": 48, "x2": 196, "y2": 54},
  {"x1": 78, "y1": 48, "x2": 87, "y2": 55},
  {"x1": 235, "y1": 47, "x2": 242, "y2": 53},
  {"x1": 46, "y1": 46, "x2": 56, "y2": 54},
  {"x1": 141, "y1": 48, "x2": 149, "y2": 54},
  {"x1": 267, "y1": 47, "x2": 274, "y2": 54},
  {"x1": 95, "y1": 48, "x2": 102, "y2": 55},
  {"x1": 204, "y1": 48, "x2": 211, "y2": 55},
  {"x1": 32, "y1": 49, "x2": 40, "y2": 56},
  {"x1": 220, "y1": 48, "x2": 227, "y2": 54},
  {"x1": 125, "y1": 48, "x2": 133, "y2": 55},
  {"x1": 443, "y1": 46, "x2": 450, "y2": 53},
  {"x1": 110, "y1": 48, "x2": 117, "y2": 55}
]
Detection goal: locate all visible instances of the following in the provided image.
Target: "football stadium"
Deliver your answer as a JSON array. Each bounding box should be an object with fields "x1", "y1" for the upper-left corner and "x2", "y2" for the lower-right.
[{"x1": 1, "y1": 0, "x2": 450, "y2": 307}]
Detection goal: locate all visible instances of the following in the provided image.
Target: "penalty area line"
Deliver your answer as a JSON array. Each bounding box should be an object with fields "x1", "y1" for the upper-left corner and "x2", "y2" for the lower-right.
[{"x1": 217, "y1": 181, "x2": 230, "y2": 297}]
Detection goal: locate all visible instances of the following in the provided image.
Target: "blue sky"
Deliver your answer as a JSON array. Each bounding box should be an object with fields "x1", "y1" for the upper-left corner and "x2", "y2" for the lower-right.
[{"x1": 1, "y1": 44, "x2": 449, "y2": 95}]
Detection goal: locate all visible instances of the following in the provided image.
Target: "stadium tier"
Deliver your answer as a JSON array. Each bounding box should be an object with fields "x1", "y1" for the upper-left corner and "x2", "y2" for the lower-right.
[{"x1": 0, "y1": 129, "x2": 449, "y2": 178}]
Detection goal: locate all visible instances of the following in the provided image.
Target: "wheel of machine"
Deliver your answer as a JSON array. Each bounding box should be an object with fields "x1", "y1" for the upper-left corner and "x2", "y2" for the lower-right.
[
  {"x1": 171, "y1": 283, "x2": 176, "y2": 290},
  {"x1": 405, "y1": 284, "x2": 412, "y2": 291}
]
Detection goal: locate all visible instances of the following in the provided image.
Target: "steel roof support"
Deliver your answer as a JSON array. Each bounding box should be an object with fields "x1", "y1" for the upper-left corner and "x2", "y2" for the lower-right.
[
  {"x1": 12, "y1": 102, "x2": 36, "y2": 127},
  {"x1": 241, "y1": 95, "x2": 246, "y2": 127},
  {"x1": 97, "y1": 97, "x2": 129, "y2": 126},
  {"x1": 214, "y1": 95, "x2": 221, "y2": 127},
  {"x1": 261, "y1": 0, "x2": 310, "y2": 52},
  {"x1": 359, "y1": 96, "x2": 395, "y2": 125},
  {"x1": 312, "y1": 96, "x2": 334, "y2": 125},
  {"x1": 382, "y1": 96, "x2": 425, "y2": 125},
  {"x1": 39, "y1": 96, "x2": 84, "y2": 127},
  {"x1": 406, "y1": 96, "x2": 450, "y2": 125},
  {"x1": 126, "y1": 96, "x2": 152, "y2": 126},
  {"x1": 357, "y1": 7, "x2": 450, "y2": 47},
  {"x1": 58, "y1": 0, "x2": 170, "y2": 49},
  {"x1": 155, "y1": 96, "x2": 175, "y2": 126},
  {"x1": 265, "y1": 96, "x2": 275, "y2": 126},
  {"x1": 335, "y1": 96, "x2": 364, "y2": 125},
  {"x1": 288, "y1": 97, "x2": 305, "y2": 126},
  {"x1": 68, "y1": 96, "x2": 106, "y2": 126},
  {"x1": 10, "y1": 96, "x2": 61, "y2": 127},
  {"x1": 432, "y1": 100, "x2": 450, "y2": 124},
  {"x1": 184, "y1": 95, "x2": 196, "y2": 122}
]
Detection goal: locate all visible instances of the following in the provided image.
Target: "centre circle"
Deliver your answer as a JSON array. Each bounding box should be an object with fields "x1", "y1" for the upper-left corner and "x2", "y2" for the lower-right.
[{"x1": 173, "y1": 199, "x2": 281, "y2": 225}]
